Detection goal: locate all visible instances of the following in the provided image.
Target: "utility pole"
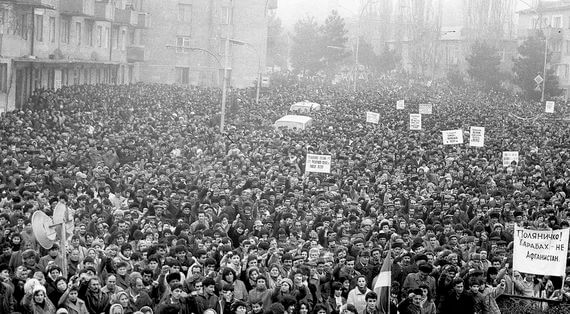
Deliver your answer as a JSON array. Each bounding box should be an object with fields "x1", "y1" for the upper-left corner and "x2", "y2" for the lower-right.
[
  {"x1": 541, "y1": 27, "x2": 548, "y2": 102},
  {"x1": 220, "y1": 38, "x2": 230, "y2": 133}
]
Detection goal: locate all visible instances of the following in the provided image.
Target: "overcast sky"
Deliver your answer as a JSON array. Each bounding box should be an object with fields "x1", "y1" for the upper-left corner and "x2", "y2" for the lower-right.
[
  {"x1": 276, "y1": 0, "x2": 359, "y2": 28},
  {"x1": 276, "y1": 0, "x2": 539, "y2": 28}
]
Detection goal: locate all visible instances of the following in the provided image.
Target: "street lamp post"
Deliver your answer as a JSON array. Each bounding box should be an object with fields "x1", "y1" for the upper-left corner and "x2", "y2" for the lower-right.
[
  {"x1": 541, "y1": 27, "x2": 550, "y2": 102},
  {"x1": 221, "y1": 38, "x2": 230, "y2": 133},
  {"x1": 355, "y1": 0, "x2": 377, "y2": 92}
]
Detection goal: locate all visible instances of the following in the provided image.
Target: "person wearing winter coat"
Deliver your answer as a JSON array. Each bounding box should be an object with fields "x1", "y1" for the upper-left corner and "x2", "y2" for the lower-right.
[{"x1": 21, "y1": 285, "x2": 57, "y2": 314}]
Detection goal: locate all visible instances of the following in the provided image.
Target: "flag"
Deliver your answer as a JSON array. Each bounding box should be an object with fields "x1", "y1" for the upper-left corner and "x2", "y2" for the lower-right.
[{"x1": 374, "y1": 252, "x2": 392, "y2": 314}]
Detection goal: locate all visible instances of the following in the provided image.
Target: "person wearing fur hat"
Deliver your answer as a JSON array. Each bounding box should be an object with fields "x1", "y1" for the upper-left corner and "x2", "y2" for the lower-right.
[{"x1": 22, "y1": 283, "x2": 57, "y2": 314}]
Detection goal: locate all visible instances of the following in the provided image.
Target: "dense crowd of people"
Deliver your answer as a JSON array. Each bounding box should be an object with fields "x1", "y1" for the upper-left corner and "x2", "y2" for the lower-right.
[{"x1": 0, "y1": 73, "x2": 569, "y2": 314}]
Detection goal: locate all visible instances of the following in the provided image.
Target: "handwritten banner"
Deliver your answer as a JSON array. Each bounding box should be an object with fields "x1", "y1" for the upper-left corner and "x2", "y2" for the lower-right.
[
  {"x1": 409, "y1": 114, "x2": 421, "y2": 130},
  {"x1": 442, "y1": 129, "x2": 464, "y2": 145},
  {"x1": 305, "y1": 154, "x2": 332, "y2": 173},
  {"x1": 366, "y1": 111, "x2": 380, "y2": 124},
  {"x1": 419, "y1": 103, "x2": 432, "y2": 114},
  {"x1": 469, "y1": 126, "x2": 485, "y2": 147},
  {"x1": 396, "y1": 100, "x2": 405, "y2": 110},
  {"x1": 513, "y1": 226, "x2": 569, "y2": 276},
  {"x1": 502, "y1": 151, "x2": 519, "y2": 167}
]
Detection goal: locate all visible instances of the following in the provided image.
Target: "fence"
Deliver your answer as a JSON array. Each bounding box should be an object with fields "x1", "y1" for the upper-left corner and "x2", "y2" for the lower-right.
[{"x1": 497, "y1": 294, "x2": 570, "y2": 314}]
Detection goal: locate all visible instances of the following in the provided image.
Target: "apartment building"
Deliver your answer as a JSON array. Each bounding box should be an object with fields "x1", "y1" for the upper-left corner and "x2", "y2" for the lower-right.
[
  {"x1": 518, "y1": 1, "x2": 570, "y2": 99},
  {"x1": 140, "y1": 0, "x2": 276, "y2": 88},
  {"x1": 0, "y1": 0, "x2": 149, "y2": 111}
]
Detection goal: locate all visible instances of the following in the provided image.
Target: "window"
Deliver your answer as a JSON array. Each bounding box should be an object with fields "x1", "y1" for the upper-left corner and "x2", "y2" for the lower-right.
[
  {"x1": 97, "y1": 25, "x2": 102, "y2": 47},
  {"x1": 104, "y1": 27, "x2": 109, "y2": 48},
  {"x1": 557, "y1": 64, "x2": 569, "y2": 80},
  {"x1": 33, "y1": 68, "x2": 41, "y2": 89},
  {"x1": 49, "y1": 17, "x2": 55, "y2": 42},
  {"x1": 176, "y1": 67, "x2": 189, "y2": 84},
  {"x1": 553, "y1": 16, "x2": 563, "y2": 28},
  {"x1": 112, "y1": 27, "x2": 119, "y2": 49},
  {"x1": 0, "y1": 8, "x2": 5, "y2": 35},
  {"x1": 176, "y1": 37, "x2": 191, "y2": 53},
  {"x1": 60, "y1": 18, "x2": 70, "y2": 43},
  {"x1": 178, "y1": 4, "x2": 192, "y2": 23},
  {"x1": 62, "y1": 69, "x2": 68, "y2": 86},
  {"x1": 121, "y1": 30, "x2": 126, "y2": 50},
  {"x1": 34, "y1": 14, "x2": 43, "y2": 41},
  {"x1": 129, "y1": 29, "x2": 135, "y2": 45},
  {"x1": 86, "y1": 22, "x2": 93, "y2": 46},
  {"x1": 47, "y1": 68, "x2": 54, "y2": 89},
  {"x1": 221, "y1": 7, "x2": 233, "y2": 25},
  {"x1": 0, "y1": 63, "x2": 7, "y2": 93},
  {"x1": 75, "y1": 22, "x2": 81, "y2": 45},
  {"x1": 73, "y1": 69, "x2": 79, "y2": 85},
  {"x1": 19, "y1": 14, "x2": 28, "y2": 39}
]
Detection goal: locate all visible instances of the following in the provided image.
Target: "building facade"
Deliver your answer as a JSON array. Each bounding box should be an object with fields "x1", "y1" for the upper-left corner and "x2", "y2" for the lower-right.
[
  {"x1": 140, "y1": 0, "x2": 275, "y2": 88},
  {"x1": 358, "y1": 0, "x2": 517, "y2": 77},
  {"x1": 518, "y1": 1, "x2": 570, "y2": 99},
  {"x1": 0, "y1": 0, "x2": 149, "y2": 112}
]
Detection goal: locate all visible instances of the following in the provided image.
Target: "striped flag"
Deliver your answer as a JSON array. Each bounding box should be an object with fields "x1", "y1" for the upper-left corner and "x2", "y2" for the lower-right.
[{"x1": 373, "y1": 252, "x2": 392, "y2": 314}]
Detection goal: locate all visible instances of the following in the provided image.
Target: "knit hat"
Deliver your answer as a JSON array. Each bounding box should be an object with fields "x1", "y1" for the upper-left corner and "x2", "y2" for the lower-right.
[{"x1": 281, "y1": 278, "x2": 293, "y2": 288}]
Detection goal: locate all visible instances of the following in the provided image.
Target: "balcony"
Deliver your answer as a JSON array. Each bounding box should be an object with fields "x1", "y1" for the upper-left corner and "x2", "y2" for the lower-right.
[
  {"x1": 114, "y1": 8, "x2": 138, "y2": 26},
  {"x1": 135, "y1": 12, "x2": 150, "y2": 28},
  {"x1": 519, "y1": 28, "x2": 564, "y2": 40},
  {"x1": 11, "y1": 0, "x2": 55, "y2": 9},
  {"x1": 127, "y1": 45, "x2": 146, "y2": 62},
  {"x1": 94, "y1": 1, "x2": 114, "y2": 21},
  {"x1": 60, "y1": 0, "x2": 95, "y2": 17}
]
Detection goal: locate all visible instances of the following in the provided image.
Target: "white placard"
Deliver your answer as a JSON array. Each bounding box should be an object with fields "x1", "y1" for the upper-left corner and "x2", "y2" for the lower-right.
[
  {"x1": 419, "y1": 103, "x2": 432, "y2": 114},
  {"x1": 545, "y1": 101, "x2": 555, "y2": 113},
  {"x1": 366, "y1": 111, "x2": 380, "y2": 124},
  {"x1": 502, "y1": 151, "x2": 519, "y2": 167},
  {"x1": 305, "y1": 154, "x2": 332, "y2": 173},
  {"x1": 513, "y1": 226, "x2": 569, "y2": 276},
  {"x1": 469, "y1": 126, "x2": 485, "y2": 147},
  {"x1": 409, "y1": 114, "x2": 422, "y2": 130},
  {"x1": 396, "y1": 99, "x2": 405, "y2": 110},
  {"x1": 442, "y1": 129, "x2": 464, "y2": 145}
]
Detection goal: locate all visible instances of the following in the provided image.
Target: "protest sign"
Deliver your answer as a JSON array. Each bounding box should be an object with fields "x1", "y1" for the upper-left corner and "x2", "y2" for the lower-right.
[
  {"x1": 409, "y1": 114, "x2": 421, "y2": 130},
  {"x1": 545, "y1": 101, "x2": 555, "y2": 113},
  {"x1": 419, "y1": 103, "x2": 432, "y2": 114},
  {"x1": 305, "y1": 154, "x2": 332, "y2": 173},
  {"x1": 513, "y1": 226, "x2": 569, "y2": 276},
  {"x1": 469, "y1": 126, "x2": 485, "y2": 147},
  {"x1": 366, "y1": 111, "x2": 380, "y2": 124},
  {"x1": 502, "y1": 151, "x2": 519, "y2": 167},
  {"x1": 396, "y1": 100, "x2": 405, "y2": 110},
  {"x1": 442, "y1": 129, "x2": 463, "y2": 145}
]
